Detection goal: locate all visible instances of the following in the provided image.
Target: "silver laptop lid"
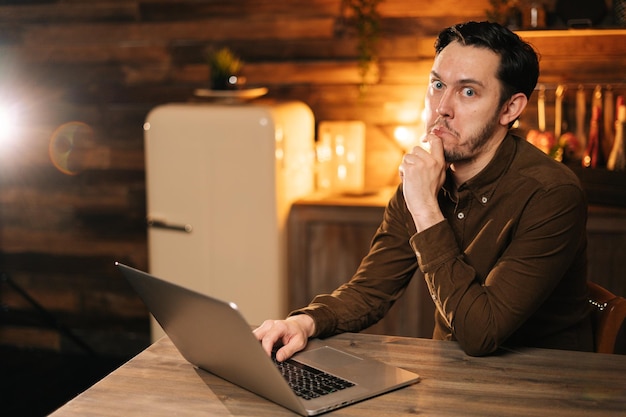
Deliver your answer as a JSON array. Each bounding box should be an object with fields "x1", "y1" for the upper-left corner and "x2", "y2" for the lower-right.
[
  {"x1": 116, "y1": 262, "x2": 419, "y2": 416},
  {"x1": 117, "y1": 262, "x2": 306, "y2": 414}
]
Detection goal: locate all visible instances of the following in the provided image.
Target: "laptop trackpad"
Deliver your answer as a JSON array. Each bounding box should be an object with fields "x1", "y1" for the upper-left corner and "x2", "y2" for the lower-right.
[{"x1": 296, "y1": 346, "x2": 363, "y2": 368}]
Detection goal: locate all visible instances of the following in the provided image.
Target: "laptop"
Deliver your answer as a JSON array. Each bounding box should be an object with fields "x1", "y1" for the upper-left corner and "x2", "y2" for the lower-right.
[{"x1": 116, "y1": 262, "x2": 420, "y2": 416}]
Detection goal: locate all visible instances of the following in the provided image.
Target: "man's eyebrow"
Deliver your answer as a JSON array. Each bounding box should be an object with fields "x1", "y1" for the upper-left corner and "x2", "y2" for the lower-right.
[
  {"x1": 430, "y1": 70, "x2": 485, "y2": 88},
  {"x1": 459, "y1": 78, "x2": 485, "y2": 88}
]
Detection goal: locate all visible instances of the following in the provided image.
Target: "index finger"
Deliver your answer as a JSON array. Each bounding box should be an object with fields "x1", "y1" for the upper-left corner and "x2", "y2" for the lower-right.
[
  {"x1": 253, "y1": 320, "x2": 280, "y2": 356},
  {"x1": 427, "y1": 134, "x2": 444, "y2": 161}
]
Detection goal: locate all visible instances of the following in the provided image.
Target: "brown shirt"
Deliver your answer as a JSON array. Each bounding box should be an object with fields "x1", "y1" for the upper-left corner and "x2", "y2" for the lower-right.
[{"x1": 292, "y1": 134, "x2": 594, "y2": 356}]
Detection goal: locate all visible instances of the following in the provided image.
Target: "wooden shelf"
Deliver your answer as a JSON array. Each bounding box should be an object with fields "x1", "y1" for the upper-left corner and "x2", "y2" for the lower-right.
[{"x1": 518, "y1": 28, "x2": 626, "y2": 37}]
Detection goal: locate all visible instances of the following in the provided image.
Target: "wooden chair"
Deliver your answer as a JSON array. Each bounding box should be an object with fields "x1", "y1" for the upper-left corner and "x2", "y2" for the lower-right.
[{"x1": 587, "y1": 281, "x2": 626, "y2": 354}]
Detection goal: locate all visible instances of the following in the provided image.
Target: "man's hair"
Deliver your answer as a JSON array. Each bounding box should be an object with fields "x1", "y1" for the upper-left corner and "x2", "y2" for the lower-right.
[{"x1": 435, "y1": 21, "x2": 540, "y2": 107}]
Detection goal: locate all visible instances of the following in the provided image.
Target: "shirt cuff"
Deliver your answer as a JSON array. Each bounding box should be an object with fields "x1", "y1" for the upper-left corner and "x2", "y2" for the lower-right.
[{"x1": 288, "y1": 304, "x2": 338, "y2": 338}]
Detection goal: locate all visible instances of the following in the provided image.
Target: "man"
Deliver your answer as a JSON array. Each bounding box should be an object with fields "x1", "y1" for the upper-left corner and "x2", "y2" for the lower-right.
[{"x1": 255, "y1": 21, "x2": 594, "y2": 360}]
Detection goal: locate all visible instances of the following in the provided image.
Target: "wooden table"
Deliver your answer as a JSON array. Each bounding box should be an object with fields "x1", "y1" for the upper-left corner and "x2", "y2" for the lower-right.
[{"x1": 50, "y1": 333, "x2": 626, "y2": 417}]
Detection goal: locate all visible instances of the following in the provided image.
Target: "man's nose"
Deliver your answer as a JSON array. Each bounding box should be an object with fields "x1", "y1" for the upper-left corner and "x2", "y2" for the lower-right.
[{"x1": 436, "y1": 91, "x2": 453, "y2": 118}]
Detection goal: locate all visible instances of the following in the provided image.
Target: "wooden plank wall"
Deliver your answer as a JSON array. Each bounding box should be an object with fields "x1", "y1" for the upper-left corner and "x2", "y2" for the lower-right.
[{"x1": 0, "y1": 0, "x2": 624, "y2": 355}]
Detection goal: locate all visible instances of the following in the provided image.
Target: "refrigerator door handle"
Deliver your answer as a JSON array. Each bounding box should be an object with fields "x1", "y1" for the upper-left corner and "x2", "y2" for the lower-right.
[{"x1": 147, "y1": 218, "x2": 193, "y2": 233}]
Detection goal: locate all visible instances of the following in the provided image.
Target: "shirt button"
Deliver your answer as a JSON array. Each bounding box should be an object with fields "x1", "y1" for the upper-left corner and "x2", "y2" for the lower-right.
[
  {"x1": 481, "y1": 196, "x2": 488, "y2": 204},
  {"x1": 457, "y1": 212, "x2": 465, "y2": 220}
]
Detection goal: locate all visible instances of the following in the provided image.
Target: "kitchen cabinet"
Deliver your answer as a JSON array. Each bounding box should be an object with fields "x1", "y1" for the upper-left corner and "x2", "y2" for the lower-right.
[
  {"x1": 586, "y1": 205, "x2": 626, "y2": 297},
  {"x1": 287, "y1": 188, "x2": 626, "y2": 338}
]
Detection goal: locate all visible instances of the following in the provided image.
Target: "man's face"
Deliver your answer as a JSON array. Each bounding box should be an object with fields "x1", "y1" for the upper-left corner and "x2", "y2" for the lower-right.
[{"x1": 424, "y1": 42, "x2": 506, "y2": 163}]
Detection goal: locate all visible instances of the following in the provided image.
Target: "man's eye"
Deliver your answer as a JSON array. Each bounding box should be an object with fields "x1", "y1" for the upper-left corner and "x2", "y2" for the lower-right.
[
  {"x1": 432, "y1": 80, "x2": 444, "y2": 90},
  {"x1": 462, "y1": 87, "x2": 475, "y2": 97}
]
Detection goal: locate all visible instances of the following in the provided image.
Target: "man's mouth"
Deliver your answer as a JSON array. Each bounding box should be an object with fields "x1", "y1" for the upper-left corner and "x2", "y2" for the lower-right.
[
  {"x1": 430, "y1": 125, "x2": 451, "y2": 138},
  {"x1": 429, "y1": 120, "x2": 457, "y2": 139},
  {"x1": 430, "y1": 126, "x2": 444, "y2": 135}
]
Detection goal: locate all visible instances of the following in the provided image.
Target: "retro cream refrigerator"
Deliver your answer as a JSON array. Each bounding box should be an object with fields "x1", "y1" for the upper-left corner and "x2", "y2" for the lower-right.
[{"x1": 143, "y1": 101, "x2": 315, "y2": 341}]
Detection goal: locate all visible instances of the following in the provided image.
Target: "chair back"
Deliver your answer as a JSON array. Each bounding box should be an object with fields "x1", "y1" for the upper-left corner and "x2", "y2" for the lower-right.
[{"x1": 587, "y1": 281, "x2": 626, "y2": 354}]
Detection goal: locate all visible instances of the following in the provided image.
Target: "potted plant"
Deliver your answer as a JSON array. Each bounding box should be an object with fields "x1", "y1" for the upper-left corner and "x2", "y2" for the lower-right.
[
  {"x1": 204, "y1": 47, "x2": 244, "y2": 90},
  {"x1": 341, "y1": 0, "x2": 383, "y2": 89}
]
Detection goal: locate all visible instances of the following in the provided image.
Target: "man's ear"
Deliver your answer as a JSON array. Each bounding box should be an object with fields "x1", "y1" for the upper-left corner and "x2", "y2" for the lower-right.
[{"x1": 499, "y1": 92, "x2": 528, "y2": 126}]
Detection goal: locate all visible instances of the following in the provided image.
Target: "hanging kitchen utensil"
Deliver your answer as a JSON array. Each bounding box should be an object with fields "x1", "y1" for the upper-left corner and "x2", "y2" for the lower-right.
[
  {"x1": 607, "y1": 96, "x2": 626, "y2": 171},
  {"x1": 576, "y1": 85, "x2": 587, "y2": 150},
  {"x1": 603, "y1": 85, "x2": 615, "y2": 158},
  {"x1": 555, "y1": 84, "x2": 565, "y2": 139},
  {"x1": 538, "y1": 84, "x2": 546, "y2": 133},
  {"x1": 555, "y1": 84, "x2": 581, "y2": 162},
  {"x1": 583, "y1": 85, "x2": 604, "y2": 168},
  {"x1": 526, "y1": 84, "x2": 555, "y2": 155}
]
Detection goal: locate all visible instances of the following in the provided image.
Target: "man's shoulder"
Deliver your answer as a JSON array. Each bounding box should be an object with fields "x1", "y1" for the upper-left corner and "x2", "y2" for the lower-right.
[{"x1": 512, "y1": 136, "x2": 582, "y2": 190}]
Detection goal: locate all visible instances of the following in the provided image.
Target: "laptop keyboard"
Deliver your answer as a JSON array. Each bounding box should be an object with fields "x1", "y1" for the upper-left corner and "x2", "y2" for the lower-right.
[{"x1": 272, "y1": 354, "x2": 355, "y2": 401}]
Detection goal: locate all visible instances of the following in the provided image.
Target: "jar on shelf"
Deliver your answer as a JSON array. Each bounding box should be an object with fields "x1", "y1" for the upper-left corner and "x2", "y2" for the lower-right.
[{"x1": 521, "y1": 1, "x2": 546, "y2": 29}]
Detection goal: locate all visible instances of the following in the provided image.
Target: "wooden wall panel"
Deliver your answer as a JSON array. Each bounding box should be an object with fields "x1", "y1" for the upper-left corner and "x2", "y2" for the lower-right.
[{"x1": 0, "y1": 0, "x2": 623, "y2": 355}]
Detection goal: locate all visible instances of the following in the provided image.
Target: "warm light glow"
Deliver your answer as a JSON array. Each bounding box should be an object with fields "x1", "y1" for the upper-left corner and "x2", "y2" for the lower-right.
[
  {"x1": 0, "y1": 103, "x2": 19, "y2": 146},
  {"x1": 275, "y1": 127, "x2": 284, "y2": 161},
  {"x1": 334, "y1": 135, "x2": 345, "y2": 156},
  {"x1": 396, "y1": 106, "x2": 421, "y2": 124},
  {"x1": 316, "y1": 121, "x2": 365, "y2": 193},
  {"x1": 385, "y1": 101, "x2": 429, "y2": 153},
  {"x1": 394, "y1": 125, "x2": 419, "y2": 151},
  {"x1": 384, "y1": 101, "x2": 423, "y2": 124},
  {"x1": 316, "y1": 142, "x2": 332, "y2": 163},
  {"x1": 337, "y1": 164, "x2": 347, "y2": 180},
  {"x1": 421, "y1": 107, "x2": 429, "y2": 124}
]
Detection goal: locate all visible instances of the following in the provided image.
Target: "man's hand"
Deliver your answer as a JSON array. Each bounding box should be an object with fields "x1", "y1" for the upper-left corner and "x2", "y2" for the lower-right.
[
  {"x1": 253, "y1": 314, "x2": 316, "y2": 362},
  {"x1": 399, "y1": 134, "x2": 447, "y2": 232}
]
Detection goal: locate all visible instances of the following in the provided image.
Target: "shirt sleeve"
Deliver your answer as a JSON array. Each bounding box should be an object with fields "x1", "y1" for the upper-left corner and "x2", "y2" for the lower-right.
[
  {"x1": 412, "y1": 183, "x2": 587, "y2": 356},
  {"x1": 289, "y1": 185, "x2": 419, "y2": 338}
]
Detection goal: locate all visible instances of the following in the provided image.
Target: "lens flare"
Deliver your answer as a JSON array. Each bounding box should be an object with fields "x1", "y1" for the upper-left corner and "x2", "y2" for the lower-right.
[{"x1": 49, "y1": 121, "x2": 94, "y2": 175}]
